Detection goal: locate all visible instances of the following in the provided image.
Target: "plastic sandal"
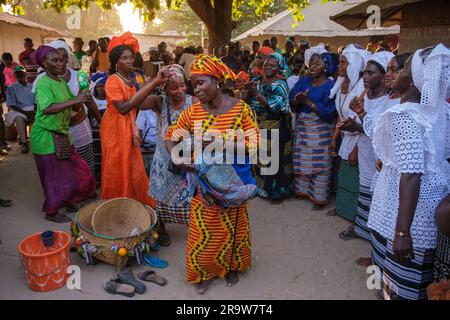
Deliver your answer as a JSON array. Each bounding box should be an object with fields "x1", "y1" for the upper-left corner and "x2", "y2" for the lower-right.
[
  {"x1": 137, "y1": 270, "x2": 168, "y2": 286},
  {"x1": 143, "y1": 254, "x2": 169, "y2": 269},
  {"x1": 103, "y1": 279, "x2": 136, "y2": 298},
  {"x1": 339, "y1": 228, "x2": 360, "y2": 241},
  {"x1": 116, "y1": 271, "x2": 146, "y2": 294}
]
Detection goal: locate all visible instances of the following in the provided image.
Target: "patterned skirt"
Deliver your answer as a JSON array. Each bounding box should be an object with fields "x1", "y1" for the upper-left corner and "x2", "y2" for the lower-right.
[
  {"x1": 293, "y1": 112, "x2": 334, "y2": 205},
  {"x1": 433, "y1": 232, "x2": 450, "y2": 282},
  {"x1": 157, "y1": 201, "x2": 190, "y2": 225},
  {"x1": 186, "y1": 194, "x2": 251, "y2": 284},
  {"x1": 354, "y1": 184, "x2": 372, "y2": 241},
  {"x1": 371, "y1": 230, "x2": 435, "y2": 300},
  {"x1": 34, "y1": 148, "x2": 96, "y2": 215},
  {"x1": 336, "y1": 159, "x2": 360, "y2": 222},
  {"x1": 75, "y1": 143, "x2": 95, "y2": 177}
]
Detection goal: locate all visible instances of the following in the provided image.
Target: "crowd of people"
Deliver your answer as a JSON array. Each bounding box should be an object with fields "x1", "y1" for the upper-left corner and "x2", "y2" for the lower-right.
[{"x1": 0, "y1": 31, "x2": 449, "y2": 300}]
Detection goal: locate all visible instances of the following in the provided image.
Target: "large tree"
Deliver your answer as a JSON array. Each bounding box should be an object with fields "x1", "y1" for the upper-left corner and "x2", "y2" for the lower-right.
[{"x1": 1, "y1": 0, "x2": 338, "y2": 48}]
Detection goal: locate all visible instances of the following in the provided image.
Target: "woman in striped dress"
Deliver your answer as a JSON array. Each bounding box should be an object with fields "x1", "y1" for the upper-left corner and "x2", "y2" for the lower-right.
[
  {"x1": 165, "y1": 55, "x2": 259, "y2": 294},
  {"x1": 289, "y1": 48, "x2": 338, "y2": 210},
  {"x1": 327, "y1": 45, "x2": 368, "y2": 228}
]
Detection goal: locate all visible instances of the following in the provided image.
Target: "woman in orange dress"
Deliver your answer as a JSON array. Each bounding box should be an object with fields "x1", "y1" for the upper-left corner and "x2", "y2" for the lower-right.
[
  {"x1": 101, "y1": 33, "x2": 166, "y2": 206},
  {"x1": 165, "y1": 55, "x2": 259, "y2": 294}
]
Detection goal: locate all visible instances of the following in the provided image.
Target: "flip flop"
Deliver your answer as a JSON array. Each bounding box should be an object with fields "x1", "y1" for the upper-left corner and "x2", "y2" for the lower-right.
[
  {"x1": 0, "y1": 199, "x2": 12, "y2": 207},
  {"x1": 137, "y1": 270, "x2": 168, "y2": 286},
  {"x1": 158, "y1": 233, "x2": 171, "y2": 247},
  {"x1": 116, "y1": 271, "x2": 146, "y2": 294},
  {"x1": 103, "y1": 279, "x2": 136, "y2": 298},
  {"x1": 143, "y1": 254, "x2": 169, "y2": 269}
]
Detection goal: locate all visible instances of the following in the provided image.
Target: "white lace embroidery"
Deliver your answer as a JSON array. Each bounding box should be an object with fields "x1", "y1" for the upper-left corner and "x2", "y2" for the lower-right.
[{"x1": 368, "y1": 104, "x2": 450, "y2": 249}]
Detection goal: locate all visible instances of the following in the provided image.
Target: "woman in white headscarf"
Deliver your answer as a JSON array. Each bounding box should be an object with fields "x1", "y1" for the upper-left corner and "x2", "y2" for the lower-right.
[
  {"x1": 327, "y1": 44, "x2": 368, "y2": 225},
  {"x1": 47, "y1": 40, "x2": 102, "y2": 188},
  {"x1": 367, "y1": 44, "x2": 450, "y2": 300},
  {"x1": 140, "y1": 64, "x2": 198, "y2": 246}
]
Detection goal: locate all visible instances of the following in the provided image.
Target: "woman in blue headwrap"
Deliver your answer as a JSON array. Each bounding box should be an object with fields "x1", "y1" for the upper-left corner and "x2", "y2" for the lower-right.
[
  {"x1": 289, "y1": 50, "x2": 338, "y2": 210},
  {"x1": 243, "y1": 52, "x2": 294, "y2": 204}
]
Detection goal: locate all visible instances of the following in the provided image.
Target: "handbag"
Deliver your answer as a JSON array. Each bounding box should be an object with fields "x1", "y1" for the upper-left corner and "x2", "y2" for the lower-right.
[{"x1": 52, "y1": 133, "x2": 72, "y2": 160}]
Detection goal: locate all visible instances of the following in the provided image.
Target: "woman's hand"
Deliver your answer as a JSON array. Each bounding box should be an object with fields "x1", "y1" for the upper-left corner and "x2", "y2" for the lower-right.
[
  {"x1": 74, "y1": 92, "x2": 90, "y2": 105},
  {"x1": 348, "y1": 146, "x2": 358, "y2": 166},
  {"x1": 329, "y1": 138, "x2": 337, "y2": 157},
  {"x1": 376, "y1": 159, "x2": 383, "y2": 172},
  {"x1": 393, "y1": 233, "x2": 415, "y2": 265},
  {"x1": 349, "y1": 97, "x2": 365, "y2": 116},
  {"x1": 294, "y1": 89, "x2": 312, "y2": 106},
  {"x1": 154, "y1": 67, "x2": 168, "y2": 86},
  {"x1": 337, "y1": 117, "x2": 358, "y2": 132}
]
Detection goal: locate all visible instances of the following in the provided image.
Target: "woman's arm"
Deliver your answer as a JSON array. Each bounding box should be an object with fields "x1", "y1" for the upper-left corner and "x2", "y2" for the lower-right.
[
  {"x1": 113, "y1": 70, "x2": 167, "y2": 115},
  {"x1": 85, "y1": 97, "x2": 103, "y2": 124},
  {"x1": 140, "y1": 95, "x2": 163, "y2": 114},
  {"x1": 42, "y1": 94, "x2": 88, "y2": 115}
]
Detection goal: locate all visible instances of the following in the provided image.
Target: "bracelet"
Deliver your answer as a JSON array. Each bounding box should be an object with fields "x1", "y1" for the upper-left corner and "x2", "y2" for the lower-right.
[
  {"x1": 395, "y1": 231, "x2": 411, "y2": 237},
  {"x1": 358, "y1": 111, "x2": 366, "y2": 117}
]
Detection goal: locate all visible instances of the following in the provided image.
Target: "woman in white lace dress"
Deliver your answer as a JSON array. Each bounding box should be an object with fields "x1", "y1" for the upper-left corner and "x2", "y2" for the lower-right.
[{"x1": 367, "y1": 44, "x2": 450, "y2": 300}]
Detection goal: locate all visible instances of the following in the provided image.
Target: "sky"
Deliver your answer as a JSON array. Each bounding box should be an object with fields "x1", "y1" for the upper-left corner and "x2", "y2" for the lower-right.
[{"x1": 116, "y1": 1, "x2": 163, "y2": 34}]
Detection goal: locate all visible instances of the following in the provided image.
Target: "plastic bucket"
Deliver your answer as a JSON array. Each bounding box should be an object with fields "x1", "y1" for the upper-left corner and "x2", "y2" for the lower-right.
[{"x1": 18, "y1": 231, "x2": 71, "y2": 292}]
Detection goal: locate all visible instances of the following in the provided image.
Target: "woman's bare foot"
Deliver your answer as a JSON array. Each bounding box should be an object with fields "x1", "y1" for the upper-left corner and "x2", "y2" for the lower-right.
[
  {"x1": 326, "y1": 208, "x2": 337, "y2": 216},
  {"x1": 355, "y1": 257, "x2": 372, "y2": 267},
  {"x1": 312, "y1": 204, "x2": 325, "y2": 211},
  {"x1": 226, "y1": 271, "x2": 239, "y2": 287},
  {"x1": 194, "y1": 279, "x2": 213, "y2": 295}
]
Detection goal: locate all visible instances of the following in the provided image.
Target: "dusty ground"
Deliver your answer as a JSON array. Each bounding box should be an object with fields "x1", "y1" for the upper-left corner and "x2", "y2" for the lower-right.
[{"x1": 0, "y1": 142, "x2": 375, "y2": 300}]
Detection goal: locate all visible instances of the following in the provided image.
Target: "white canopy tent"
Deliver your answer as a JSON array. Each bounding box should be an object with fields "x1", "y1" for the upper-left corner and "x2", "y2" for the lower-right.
[{"x1": 232, "y1": 0, "x2": 399, "y2": 51}]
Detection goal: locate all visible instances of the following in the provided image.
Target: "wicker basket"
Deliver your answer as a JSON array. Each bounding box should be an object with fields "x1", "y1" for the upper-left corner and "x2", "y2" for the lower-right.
[{"x1": 74, "y1": 199, "x2": 157, "y2": 270}]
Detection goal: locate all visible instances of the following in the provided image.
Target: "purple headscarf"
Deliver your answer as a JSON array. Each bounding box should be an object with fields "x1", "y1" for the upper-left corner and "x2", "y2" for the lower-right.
[{"x1": 31, "y1": 45, "x2": 57, "y2": 68}]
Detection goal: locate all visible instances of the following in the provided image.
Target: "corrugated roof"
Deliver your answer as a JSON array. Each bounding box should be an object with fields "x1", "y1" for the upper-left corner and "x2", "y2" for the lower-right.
[
  {"x1": 0, "y1": 12, "x2": 73, "y2": 38},
  {"x1": 233, "y1": 0, "x2": 399, "y2": 41}
]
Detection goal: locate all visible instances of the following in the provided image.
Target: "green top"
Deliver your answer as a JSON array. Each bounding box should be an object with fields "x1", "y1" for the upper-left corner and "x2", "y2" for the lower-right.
[
  {"x1": 73, "y1": 51, "x2": 87, "y2": 62},
  {"x1": 30, "y1": 75, "x2": 74, "y2": 155}
]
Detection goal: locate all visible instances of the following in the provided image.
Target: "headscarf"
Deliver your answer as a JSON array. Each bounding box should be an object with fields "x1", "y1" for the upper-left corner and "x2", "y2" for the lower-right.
[
  {"x1": 108, "y1": 31, "x2": 140, "y2": 54},
  {"x1": 320, "y1": 53, "x2": 339, "y2": 78},
  {"x1": 89, "y1": 72, "x2": 108, "y2": 91},
  {"x1": 46, "y1": 40, "x2": 71, "y2": 54},
  {"x1": 285, "y1": 38, "x2": 295, "y2": 47},
  {"x1": 166, "y1": 64, "x2": 185, "y2": 80},
  {"x1": 267, "y1": 52, "x2": 289, "y2": 76},
  {"x1": 368, "y1": 51, "x2": 395, "y2": 73},
  {"x1": 190, "y1": 54, "x2": 237, "y2": 81},
  {"x1": 237, "y1": 71, "x2": 250, "y2": 82},
  {"x1": 31, "y1": 45, "x2": 56, "y2": 68},
  {"x1": 304, "y1": 43, "x2": 327, "y2": 69},
  {"x1": 330, "y1": 44, "x2": 370, "y2": 98},
  {"x1": 258, "y1": 46, "x2": 275, "y2": 57}
]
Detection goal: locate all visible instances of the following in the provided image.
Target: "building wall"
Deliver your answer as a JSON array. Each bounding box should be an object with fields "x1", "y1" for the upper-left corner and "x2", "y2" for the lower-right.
[
  {"x1": 399, "y1": 0, "x2": 450, "y2": 53},
  {"x1": 0, "y1": 23, "x2": 48, "y2": 62}
]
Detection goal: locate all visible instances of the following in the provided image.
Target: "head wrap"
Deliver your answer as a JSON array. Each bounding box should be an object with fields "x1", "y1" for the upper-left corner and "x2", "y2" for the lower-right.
[
  {"x1": 320, "y1": 53, "x2": 339, "y2": 78},
  {"x1": 31, "y1": 45, "x2": 56, "y2": 68},
  {"x1": 166, "y1": 64, "x2": 185, "y2": 80},
  {"x1": 149, "y1": 47, "x2": 158, "y2": 52},
  {"x1": 46, "y1": 40, "x2": 71, "y2": 54},
  {"x1": 267, "y1": 52, "x2": 289, "y2": 76},
  {"x1": 368, "y1": 51, "x2": 395, "y2": 73},
  {"x1": 190, "y1": 54, "x2": 237, "y2": 81},
  {"x1": 89, "y1": 72, "x2": 108, "y2": 91},
  {"x1": 286, "y1": 38, "x2": 295, "y2": 47},
  {"x1": 108, "y1": 32, "x2": 140, "y2": 54},
  {"x1": 304, "y1": 43, "x2": 327, "y2": 68},
  {"x1": 237, "y1": 71, "x2": 250, "y2": 82},
  {"x1": 13, "y1": 65, "x2": 26, "y2": 74},
  {"x1": 330, "y1": 44, "x2": 370, "y2": 98},
  {"x1": 258, "y1": 46, "x2": 275, "y2": 57}
]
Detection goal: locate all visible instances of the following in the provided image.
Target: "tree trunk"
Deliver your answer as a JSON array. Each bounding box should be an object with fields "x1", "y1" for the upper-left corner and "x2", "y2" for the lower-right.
[{"x1": 186, "y1": 0, "x2": 233, "y2": 51}]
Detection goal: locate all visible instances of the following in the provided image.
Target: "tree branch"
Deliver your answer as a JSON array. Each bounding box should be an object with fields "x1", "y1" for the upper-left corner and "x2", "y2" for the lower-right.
[{"x1": 186, "y1": 0, "x2": 213, "y2": 27}]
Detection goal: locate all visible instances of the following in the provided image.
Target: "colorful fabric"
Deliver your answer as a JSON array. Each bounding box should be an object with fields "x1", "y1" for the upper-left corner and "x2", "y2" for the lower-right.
[
  {"x1": 335, "y1": 159, "x2": 360, "y2": 222},
  {"x1": 370, "y1": 230, "x2": 435, "y2": 300},
  {"x1": 3, "y1": 62, "x2": 19, "y2": 87},
  {"x1": 19, "y1": 49, "x2": 35, "y2": 66},
  {"x1": 321, "y1": 53, "x2": 339, "y2": 78},
  {"x1": 258, "y1": 47, "x2": 275, "y2": 56},
  {"x1": 433, "y1": 232, "x2": 450, "y2": 282},
  {"x1": 150, "y1": 95, "x2": 193, "y2": 225},
  {"x1": 108, "y1": 31, "x2": 140, "y2": 53},
  {"x1": 267, "y1": 52, "x2": 289, "y2": 75},
  {"x1": 166, "y1": 64, "x2": 185, "y2": 80},
  {"x1": 94, "y1": 51, "x2": 110, "y2": 73},
  {"x1": 251, "y1": 76, "x2": 290, "y2": 114},
  {"x1": 88, "y1": 109, "x2": 106, "y2": 187},
  {"x1": 89, "y1": 72, "x2": 108, "y2": 92},
  {"x1": 292, "y1": 111, "x2": 334, "y2": 205},
  {"x1": 165, "y1": 100, "x2": 259, "y2": 283},
  {"x1": 190, "y1": 54, "x2": 237, "y2": 81},
  {"x1": 34, "y1": 148, "x2": 96, "y2": 214},
  {"x1": 354, "y1": 183, "x2": 372, "y2": 241},
  {"x1": 76, "y1": 143, "x2": 95, "y2": 176},
  {"x1": 31, "y1": 45, "x2": 56, "y2": 68},
  {"x1": 13, "y1": 65, "x2": 25, "y2": 73},
  {"x1": 30, "y1": 75, "x2": 74, "y2": 155},
  {"x1": 237, "y1": 71, "x2": 250, "y2": 82},
  {"x1": 100, "y1": 74, "x2": 155, "y2": 207}
]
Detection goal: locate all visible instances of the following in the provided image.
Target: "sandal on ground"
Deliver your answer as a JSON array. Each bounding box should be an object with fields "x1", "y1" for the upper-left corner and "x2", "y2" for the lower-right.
[
  {"x1": 339, "y1": 227, "x2": 360, "y2": 241},
  {"x1": 312, "y1": 204, "x2": 326, "y2": 211},
  {"x1": 355, "y1": 257, "x2": 373, "y2": 267},
  {"x1": 45, "y1": 213, "x2": 72, "y2": 223},
  {"x1": 326, "y1": 208, "x2": 337, "y2": 216},
  {"x1": 143, "y1": 254, "x2": 169, "y2": 269},
  {"x1": 0, "y1": 148, "x2": 8, "y2": 156},
  {"x1": 137, "y1": 270, "x2": 168, "y2": 286},
  {"x1": 195, "y1": 279, "x2": 212, "y2": 295},
  {"x1": 20, "y1": 143, "x2": 29, "y2": 154},
  {"x1": 0, "y1": 199, "x2": 12, "y2": 207},
  {"x1": 116, "y1": 270, "x2": 146, "y2": 294},
  {"x1": 0, "y1": 142, "x2": 11, "y2": 151},
  {"x1": 103, "y1": 279, "x2": 136, "y2": 298}
]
